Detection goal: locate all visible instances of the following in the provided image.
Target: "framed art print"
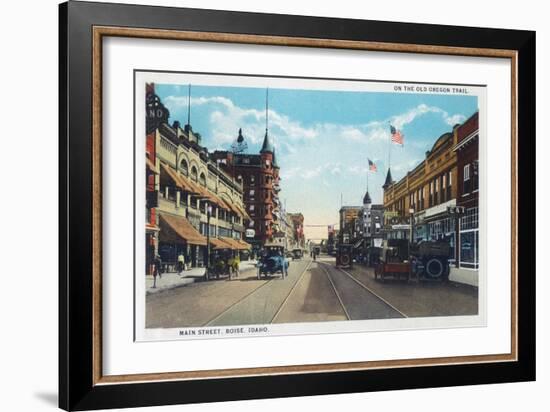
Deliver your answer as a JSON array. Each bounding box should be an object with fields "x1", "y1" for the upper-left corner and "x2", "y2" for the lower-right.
[{"x1": 59, "y1": 1, "x2": 535, "y2": 410}]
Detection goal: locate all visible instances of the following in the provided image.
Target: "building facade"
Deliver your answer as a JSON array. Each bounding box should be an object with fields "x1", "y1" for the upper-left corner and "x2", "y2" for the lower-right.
[
  {"x1": 358, "y1": 190, "x2": 384, "y2": 248},
  {"x1": 155, "y1": 119, "x2": 250, "y2": 269},
  {"x1": 339, "y1": 206, "x2": 362, "y2": 245},
  {"x1": 382, "y1": 125, "x2": 462, "y2": 259},
  {"x1": 454, "y1": 112, "x2": 479, "y2": 272},
  {"x1": 381, "y1": 112, "x2": 479, "y2": 285},
  {"x1": 145, "y1": 83, "x2": 161, "y2": 276},
  {"x1": 212, "y1": 129, "x2": 281, "y2": 251},
  {"x1": 287, "y1": 213, "x2": 305, "y2": 250}
]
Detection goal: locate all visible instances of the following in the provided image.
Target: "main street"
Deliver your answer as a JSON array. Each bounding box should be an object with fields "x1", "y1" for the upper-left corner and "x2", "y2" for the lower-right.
[{"x1": 146, "y1": 255, "x2": 478, "y2": 329}]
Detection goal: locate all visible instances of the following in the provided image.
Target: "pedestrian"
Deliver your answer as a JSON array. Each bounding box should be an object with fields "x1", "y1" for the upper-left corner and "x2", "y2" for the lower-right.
[
  {"x1": 177, "y1": 252, "x2": 185, "y2": 275},
  {"x1": 152, "y1": 255, "x2": 162, "y2": 288},
  {"x1": 154, "y1": 255, "x2": 162, "y2": 278}
]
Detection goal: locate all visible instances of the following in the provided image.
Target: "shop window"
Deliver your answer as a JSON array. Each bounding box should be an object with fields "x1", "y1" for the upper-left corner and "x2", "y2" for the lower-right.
[{"x1": 460, "y1": 231, "x2": 477, "y2": 268}]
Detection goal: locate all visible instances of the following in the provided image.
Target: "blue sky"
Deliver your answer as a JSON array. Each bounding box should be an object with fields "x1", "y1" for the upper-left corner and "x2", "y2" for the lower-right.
[{"x1": 156, "y1": 83, "x2": 478, "y2": 240}]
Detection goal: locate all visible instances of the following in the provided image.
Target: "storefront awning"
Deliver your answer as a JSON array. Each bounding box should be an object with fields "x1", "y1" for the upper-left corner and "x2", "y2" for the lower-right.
[
  {"x1": 234, "y1": 203, "x2": 251, "y2": 221},
  {"x1": 146, "y1": 157, "x2": 159, "y2": 174},
  {"x1": 210, "y1": 237, "x2": 232, "y2": 250},
  {"x1": 236, "y1": 239, "x2": 252, "y2": 250},
  {"x1": 159, "y1": 213, "x2": 206, "y2": 246},
  {"x1": 160, "y1": 163, "x2": 198, "y2": 194},
  {"x1": 221, "y1": 237, "x2": 250, "y2": 250},
  {"x1": 219, "y1": 197, "x2": 244, "y2": 218}
]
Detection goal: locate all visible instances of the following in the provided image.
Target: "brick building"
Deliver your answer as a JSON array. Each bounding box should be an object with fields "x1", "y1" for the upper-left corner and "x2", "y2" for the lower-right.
[
  {"x1": 212, "y1": 129, "x2": 281, "y2": 251},
  {"x1": 383, "y1": 124, "x2": 461, "y2": 258},
  {"x1": 381, "y1": 112, "x2": 479, "y2": 285},
  {"x1": 454, "y1": 112, "x2": 479, "y2": 275},
  {"x1": 145, "y1": 83, "x2": 162, "y2": 275}
]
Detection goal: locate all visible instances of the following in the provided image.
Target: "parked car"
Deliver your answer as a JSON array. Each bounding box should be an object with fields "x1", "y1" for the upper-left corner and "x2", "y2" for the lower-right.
[{"x1": 258, "y1": 245, "x2": 289, "y2": 279}]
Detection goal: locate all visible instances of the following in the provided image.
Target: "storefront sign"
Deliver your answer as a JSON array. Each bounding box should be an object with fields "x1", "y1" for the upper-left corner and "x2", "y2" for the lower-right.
[
  {"x1": 245, "y1": 229, "x2": 255, "y2": 238},
  {"x1": 146, "y1": 92, "x2": 170, "y2": 134}
]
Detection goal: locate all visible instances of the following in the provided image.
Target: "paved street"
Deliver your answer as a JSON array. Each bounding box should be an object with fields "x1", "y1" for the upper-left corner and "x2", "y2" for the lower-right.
[{"x1": 146, "y1": 255, "x2": 478, "y2": 329}]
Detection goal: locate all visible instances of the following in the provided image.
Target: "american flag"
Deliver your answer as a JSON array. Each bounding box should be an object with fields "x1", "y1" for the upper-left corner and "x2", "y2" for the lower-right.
[
  {"x1": 390, "y1": 124, "x2": 404, "y2": 145},
  {"x1": 368, "y1": 158, "x2": 377, "y2": 172}
]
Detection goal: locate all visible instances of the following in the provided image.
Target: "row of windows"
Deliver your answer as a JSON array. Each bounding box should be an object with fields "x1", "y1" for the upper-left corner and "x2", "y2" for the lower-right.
[
  {"x1": 159, "y1": 184, "x2": 242, "y2": 224},
  {"x1": 389, "y1": 170, "x2": 453, "y2": 213}
]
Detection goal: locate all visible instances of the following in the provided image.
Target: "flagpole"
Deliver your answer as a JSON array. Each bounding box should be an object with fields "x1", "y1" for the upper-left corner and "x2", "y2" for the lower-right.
[
  {"x1": 367, "y1": 162, "x2": 369, "y2": 193},
  {"x1": 388, "y1": 123, "x2": 392, "y2": 171}
]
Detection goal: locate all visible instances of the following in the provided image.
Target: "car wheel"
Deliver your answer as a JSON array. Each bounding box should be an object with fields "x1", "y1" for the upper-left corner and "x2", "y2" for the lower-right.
[{"x1": 425, "y1": 257, "x2": 445, "y2": 279}]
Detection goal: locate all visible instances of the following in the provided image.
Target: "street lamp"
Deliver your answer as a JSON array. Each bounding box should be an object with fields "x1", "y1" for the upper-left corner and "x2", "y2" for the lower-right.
[
  {"x1": 409, "y1": 208, "x2": 415, "y2": 256},
  {"x1": 205, "y1": 203, "x2": 212, "y2": 280}
]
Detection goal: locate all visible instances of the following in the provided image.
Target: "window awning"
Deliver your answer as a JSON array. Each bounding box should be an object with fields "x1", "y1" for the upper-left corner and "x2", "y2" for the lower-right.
[{"x1": 159, "y1": 213, "x2": 206, "y2": 246}]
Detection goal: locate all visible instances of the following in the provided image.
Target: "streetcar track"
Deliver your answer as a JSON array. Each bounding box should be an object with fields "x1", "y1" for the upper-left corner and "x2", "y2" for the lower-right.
[
  {"x1": 317, "y1": 262, "x2": 351, "y2": 320},
  {"x1": 204, "y1": 259, "x2": 312, "y2": 326},
  {"x1": 203, "y1": 277, "x2": 273, "y2": 326},
  {"x1": 270, "y1": 259, "x2": 313, "y2": 323},
  {"x1": 320, "y1": 262, "x2": 408, "y2": 318}
]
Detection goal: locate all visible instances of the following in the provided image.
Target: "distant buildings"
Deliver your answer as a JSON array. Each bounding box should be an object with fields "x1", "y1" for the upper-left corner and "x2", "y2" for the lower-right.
[
  {"x1": 287, "y1": 213, "x2": 305, "y2": 249},
  {"x1": 358, "y1": 190, "x2": 384, "y2": 248},
  {"x1": 338, "y1": 206, "x2": 362, "y2": 245}
]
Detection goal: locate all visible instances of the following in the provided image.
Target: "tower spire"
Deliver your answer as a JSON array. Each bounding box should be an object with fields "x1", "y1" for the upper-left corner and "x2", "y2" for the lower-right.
[
  {"x1": 260, "y1": 88, "x2": 274, "y2": 154},
  {"x1": 265, "y1": 88, "x2": 269, "y2": 134},
  {"x1": 383, "y1": 167, "x2": 394, "y2": 189}
]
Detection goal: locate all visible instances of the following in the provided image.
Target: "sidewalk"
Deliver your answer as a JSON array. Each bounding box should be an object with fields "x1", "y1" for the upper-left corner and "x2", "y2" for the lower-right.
[{"x1": 146, "y1": 260, "x2": 259, "y2": 295}]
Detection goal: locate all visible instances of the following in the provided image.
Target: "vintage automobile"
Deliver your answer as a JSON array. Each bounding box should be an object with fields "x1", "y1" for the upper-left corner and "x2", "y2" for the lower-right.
[
  {"x1": 291, "y1": 248, "x2": 303, "y2": 260},
  {"x1": 335, "y1": 244, "x2": 353, "y2": 268},
  {"x1": 257, "y1": 245, "x2": 290, "y2": 279},
  {"x1": 374, "y1": 240, "x2": 451, "y2": 282}
]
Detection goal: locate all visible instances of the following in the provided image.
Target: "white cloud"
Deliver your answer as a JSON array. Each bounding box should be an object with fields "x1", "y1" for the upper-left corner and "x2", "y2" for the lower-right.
[{"x1": 163, "y1": 95, "x2": 466, "y2": 160}]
